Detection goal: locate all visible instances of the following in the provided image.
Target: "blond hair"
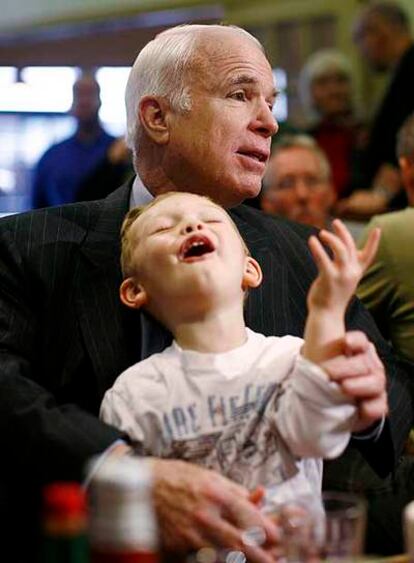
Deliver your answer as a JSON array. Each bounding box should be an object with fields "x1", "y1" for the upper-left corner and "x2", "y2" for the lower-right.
[{"x1": 120, "y1": 192, "x2": 250, "y2": 278}]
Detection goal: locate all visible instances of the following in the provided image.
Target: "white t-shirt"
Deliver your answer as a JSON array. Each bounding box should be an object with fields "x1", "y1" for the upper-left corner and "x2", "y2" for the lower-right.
[{"x1": 101, "y1": 328, "x2": 356, "y2": 508}]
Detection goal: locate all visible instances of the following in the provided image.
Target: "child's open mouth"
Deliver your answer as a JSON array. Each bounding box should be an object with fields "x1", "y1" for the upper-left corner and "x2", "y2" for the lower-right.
[{"x1": 179, "y1": 234, "x2": 215, "y2": 261}]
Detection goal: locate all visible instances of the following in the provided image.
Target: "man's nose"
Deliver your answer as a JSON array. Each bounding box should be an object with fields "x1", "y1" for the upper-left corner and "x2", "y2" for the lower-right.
[
  {"x1": 253, "y1": 101, "x2": 279, "y2": 137},
  {"x1": 294, "y1": 181, "x2": 311, "y2": 200}
]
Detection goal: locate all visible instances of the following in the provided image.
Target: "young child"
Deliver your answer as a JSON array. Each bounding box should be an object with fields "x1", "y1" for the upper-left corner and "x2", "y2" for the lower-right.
[{"x1": 100, "y1": 191, "x2": 380, "y2": 509}]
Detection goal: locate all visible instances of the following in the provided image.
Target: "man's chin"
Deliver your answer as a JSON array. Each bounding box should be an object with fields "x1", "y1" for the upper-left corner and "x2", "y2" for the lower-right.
[
  {"x1": 293, "y1": 212, "x2": 324, "y2": 229},
  {"x1": 220, "y1": 185, "x2": 261, "y2": 208}
]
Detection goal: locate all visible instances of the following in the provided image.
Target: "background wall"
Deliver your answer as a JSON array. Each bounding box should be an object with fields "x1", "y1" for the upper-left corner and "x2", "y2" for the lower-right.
[{"x1": 2, "y1": 0, "x2": 411, "y2": 121}]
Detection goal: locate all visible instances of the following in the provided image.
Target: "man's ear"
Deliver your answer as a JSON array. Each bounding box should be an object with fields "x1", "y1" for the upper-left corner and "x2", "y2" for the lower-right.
[
  {"x1": 120, "y1": 278, "x2": 148, "y2": 309},
  {"x1": 399, "y1": 156, "x2": 409, "y2": 174},
  {"x1": 138, "y1": 95, "x2": 170, "y2": 145},
  {"x1": 242, "y1": 256, "x2": 263, "y2": 289}
]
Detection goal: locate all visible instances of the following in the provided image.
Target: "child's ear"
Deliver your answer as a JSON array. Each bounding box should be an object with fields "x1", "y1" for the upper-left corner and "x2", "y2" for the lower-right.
[
  {"x1": 120, "y1": 278, "x2": 148, "y2": 309},
  {"x1": 242, "y1": 256, "x2": 263, "y2": 289},
  {"x1": 138, "y1": 95, "x2": 170, "y2": 145}
]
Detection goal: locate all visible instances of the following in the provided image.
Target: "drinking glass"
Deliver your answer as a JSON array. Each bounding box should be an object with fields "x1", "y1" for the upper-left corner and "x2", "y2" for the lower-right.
[
  {"x1": 319, "y1": 491, "x2": 367, "y2": 561},
  {"x1": 263, "y1": 491, "x2": 366, "y2": 562}
]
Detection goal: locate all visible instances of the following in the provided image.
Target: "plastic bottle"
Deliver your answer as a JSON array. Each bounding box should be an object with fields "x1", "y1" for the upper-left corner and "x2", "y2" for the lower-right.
[
  {"x1": 41, "y1": 481, "x2": 89, "y2": 563},
  {"x1": 88, "y1": 456, "x2": 159, "y2": 563}
]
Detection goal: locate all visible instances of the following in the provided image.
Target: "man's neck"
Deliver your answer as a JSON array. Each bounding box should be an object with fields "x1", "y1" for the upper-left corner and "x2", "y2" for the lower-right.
[
  {"x1": 76, "y1": 121, "x2": 102, "y2": 143},
  {"x1": 389, "y1": 36, "x2": 412, "y2": 67},
  {"x1": 135, "y1": 148, "x2": 177, "y2": 197}
]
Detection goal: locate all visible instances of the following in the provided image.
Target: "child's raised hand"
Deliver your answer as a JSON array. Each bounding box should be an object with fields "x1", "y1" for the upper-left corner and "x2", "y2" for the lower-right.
[{"x1": 307, "y1": 219, "x2": 380, "y2": 312}]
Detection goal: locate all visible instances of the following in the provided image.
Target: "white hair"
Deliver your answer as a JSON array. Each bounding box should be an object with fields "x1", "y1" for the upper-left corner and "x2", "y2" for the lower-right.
[
  {"x1": 263, "y1": 133, "x2": 332, "y2": 189},
  {"x1": 125, "y1": 24, "x2": 263, "y2": 154},
  {"x1": 298, "y1": 48, "x2": 353, "y2": 123}
]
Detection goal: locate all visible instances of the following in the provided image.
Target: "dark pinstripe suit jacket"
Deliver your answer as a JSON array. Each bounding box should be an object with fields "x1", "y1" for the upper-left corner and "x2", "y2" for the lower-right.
[{"x1": 0, "y1": 182, "x2": 412, "y2": 555}]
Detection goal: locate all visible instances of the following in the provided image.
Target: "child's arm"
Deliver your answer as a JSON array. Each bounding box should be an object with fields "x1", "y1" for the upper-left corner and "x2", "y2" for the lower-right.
[{"x1": 302, "y1": 219, "x2": 380, "y2": 365}]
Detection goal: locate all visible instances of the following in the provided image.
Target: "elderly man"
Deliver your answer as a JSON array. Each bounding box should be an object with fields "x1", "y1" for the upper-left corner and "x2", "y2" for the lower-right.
[
  {"x1": 0, "y1": 24, "x2": 406, "y2": 562},
  {"x1": 261, "y1": 134, "x2": 336, "y2": 229}
]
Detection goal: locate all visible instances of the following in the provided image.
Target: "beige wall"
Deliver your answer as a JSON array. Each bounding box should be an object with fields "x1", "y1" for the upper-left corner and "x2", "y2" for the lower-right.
[
  {"x1": 0, "y1": 0, "x2": 209, "y2": 30},
  {"x1": 1, "y1": 0, "x2": 412, "y2": 124},
  {"x1": 2, "y1": 0, "x2": 412, "y2": 32}
]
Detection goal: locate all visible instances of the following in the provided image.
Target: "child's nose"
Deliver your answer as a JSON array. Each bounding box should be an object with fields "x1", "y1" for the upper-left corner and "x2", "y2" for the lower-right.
[{"x1": 183, "y1": 221, "x2": 203, "y2": 234}]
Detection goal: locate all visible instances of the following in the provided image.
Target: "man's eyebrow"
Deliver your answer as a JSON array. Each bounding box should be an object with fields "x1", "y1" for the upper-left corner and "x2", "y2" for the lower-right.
[
  {"x1": 228, "y1": 74, "x2": 258, "y2": 87},
  {"x1": 227, "y1": 74, "x2": 278, "y2": 99}
]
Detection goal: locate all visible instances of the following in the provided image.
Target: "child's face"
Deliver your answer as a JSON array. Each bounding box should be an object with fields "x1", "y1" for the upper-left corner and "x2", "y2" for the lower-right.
[{"x1": 123, "y1": 193, "x2": 261, "y2": 322}]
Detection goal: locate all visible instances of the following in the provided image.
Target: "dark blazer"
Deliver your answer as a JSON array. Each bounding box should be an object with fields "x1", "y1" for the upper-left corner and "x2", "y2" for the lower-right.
[
  {"x1": 0, "y1": 182, "x2": 412, "y2": 560},
  {"x1": 363, "y1": 43, "x2": 414, "y2": 186}
]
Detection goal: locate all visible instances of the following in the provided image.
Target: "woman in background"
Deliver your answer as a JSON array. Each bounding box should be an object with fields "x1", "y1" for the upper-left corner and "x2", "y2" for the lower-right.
[{"x1": 299, "y1": 49, "x2": 367, "y2": 200}]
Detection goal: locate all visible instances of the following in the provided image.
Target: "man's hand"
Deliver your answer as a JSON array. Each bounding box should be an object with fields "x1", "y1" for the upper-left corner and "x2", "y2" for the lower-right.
[
  {"x1": 321, "y1": 331, "x2": 388, "y2": 433},
  {"x1": 150, "y1": 459, "x2": 279, "y2": 562}
]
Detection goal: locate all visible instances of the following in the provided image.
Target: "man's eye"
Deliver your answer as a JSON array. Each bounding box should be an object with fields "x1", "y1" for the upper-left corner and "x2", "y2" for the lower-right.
[
  {"x1": 231, "y1": 91, "x2": 247, "y2": 102},
  {"x1": 277, "y1": 179, "x2": 295, "y2": 190}
]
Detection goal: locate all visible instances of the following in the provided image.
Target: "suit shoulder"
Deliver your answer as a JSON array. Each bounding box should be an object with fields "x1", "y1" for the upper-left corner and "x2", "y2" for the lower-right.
[
  {"x1": 0, "y1": 200, "x2": 102, "y2": 246},
  {"x1": 230, "y1": 204, "x2": 316, "y2": 243}
]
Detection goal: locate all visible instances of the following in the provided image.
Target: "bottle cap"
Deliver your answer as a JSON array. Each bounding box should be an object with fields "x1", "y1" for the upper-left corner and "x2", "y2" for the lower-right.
[
  {"x1": 42, "y1": 482, "x2": 87, "y2": 535},
  {"x1": 88, "y1": 456, "x2": 158, "y2": 552}
]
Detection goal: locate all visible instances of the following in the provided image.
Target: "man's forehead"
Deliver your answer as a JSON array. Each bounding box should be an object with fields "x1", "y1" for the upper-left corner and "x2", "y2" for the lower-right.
[
  {"x1": 274, "y1": 147, "x2": 321, "y2": 172},
  {"x1": 195, "y1": 31, "x2": 274, "y2": 89}
]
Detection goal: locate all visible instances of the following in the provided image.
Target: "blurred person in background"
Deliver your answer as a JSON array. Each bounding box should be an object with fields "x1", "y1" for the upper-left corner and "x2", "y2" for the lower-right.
[
  {"x1": 76, "y1": 137, "x2": 134, "y2": 201},
  {"x1": 299, "y1": 49, "x2": 367, "y2": 200},
  {"x1": 357, "y1": 113, "x2": 414, "y2": 364},
  {"x1": 261, "y1": 134, "x2": 336, "y2": 230},
  {"x1": 31, "y1": 72, "x2": 115, "y2": 208},
  {"x1": 261, "y1": 134, "x2": 366, "y2": 239},
  {"x1": 337, "y1": 1, "x2": 414, "y2": 219}
]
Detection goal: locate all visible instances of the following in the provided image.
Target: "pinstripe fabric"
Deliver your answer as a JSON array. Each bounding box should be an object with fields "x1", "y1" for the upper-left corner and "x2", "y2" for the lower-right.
[{"x1": 0, "y1": 181, "x2": 412, "y2": 561}]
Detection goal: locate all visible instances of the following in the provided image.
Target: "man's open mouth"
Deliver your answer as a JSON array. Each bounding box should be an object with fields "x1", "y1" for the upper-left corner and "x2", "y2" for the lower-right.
[
  {"x1": 179, "y1": 235, "x2": 215, "y2": 261},
  {"x1": 237, "y1": 150, "x2": 268, "y2": 163}
]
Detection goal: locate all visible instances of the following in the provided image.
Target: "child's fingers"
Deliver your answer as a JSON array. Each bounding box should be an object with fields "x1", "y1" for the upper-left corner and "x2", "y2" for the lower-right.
[
  {"x1": 331, "y1": 218, "x2": 357, "y2": 256},
  {"x1": 318, "y1": 229, "x2": 349, "y2": 266},
  {"x1": 358, "y1": 227, "x2": 381, "y2": 270},
  {"x1": 308, "y1": 235, "x2": 336, "y2": 276}
]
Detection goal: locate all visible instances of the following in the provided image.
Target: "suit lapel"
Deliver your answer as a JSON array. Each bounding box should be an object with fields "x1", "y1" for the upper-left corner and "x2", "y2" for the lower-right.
[{"x1": 231, "y1": 210, "x2": 292, "y2": 336}]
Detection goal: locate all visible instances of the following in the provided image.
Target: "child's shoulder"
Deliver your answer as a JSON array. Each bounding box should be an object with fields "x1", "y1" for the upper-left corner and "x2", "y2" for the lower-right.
[{"x1": 248, "y1": 329, "x2": 303, "y2": 356}]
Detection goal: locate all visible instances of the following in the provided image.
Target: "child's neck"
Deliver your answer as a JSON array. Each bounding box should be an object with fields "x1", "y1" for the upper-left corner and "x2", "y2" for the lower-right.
[{"x1": 171, "y1": 305, "x2": 247, "y2": 353}]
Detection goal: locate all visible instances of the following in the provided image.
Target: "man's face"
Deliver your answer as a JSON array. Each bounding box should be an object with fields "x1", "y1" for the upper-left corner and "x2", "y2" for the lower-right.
[
  {"x1": 261, "y1": 147, "x2": 335, "y2": 229},
  {"x1": 399, "y1": 155, "x2": 414, "y2": 196},
  {"x1": 127, "y1": 193, "x2": 254, "y2": 325},
  {"x1": 71, "y1": 77, "x2": 101, "y2": 124},
  {"x1": 311, "y1": 71, "x2": 352, "y2": 118},
  {"x1": 353, "y1": 17, "x2": 391, "y2": 71},
  {"x1": 162, "y1": 31, "x2": 278, "y2": 208}
]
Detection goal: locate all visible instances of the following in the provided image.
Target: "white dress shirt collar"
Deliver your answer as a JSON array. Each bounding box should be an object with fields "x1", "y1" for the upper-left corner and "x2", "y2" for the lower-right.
[{"x1": 129, "y1": 174, "x2": 154, "y2": 210}]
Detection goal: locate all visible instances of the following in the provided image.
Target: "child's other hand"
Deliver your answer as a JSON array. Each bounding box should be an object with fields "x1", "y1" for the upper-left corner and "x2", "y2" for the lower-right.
[{"x1": 307, "y1": 219, "x2": 380, "y2": 312}]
